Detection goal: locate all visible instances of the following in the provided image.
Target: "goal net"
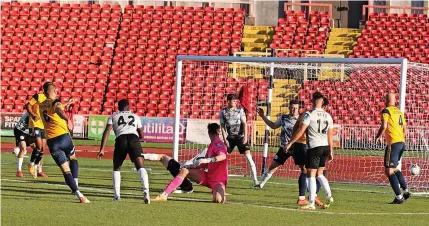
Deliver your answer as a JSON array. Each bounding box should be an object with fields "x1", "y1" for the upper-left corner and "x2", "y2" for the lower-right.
[{"x1": 172, "y1": 56, "x2": 428, "y2": 193}]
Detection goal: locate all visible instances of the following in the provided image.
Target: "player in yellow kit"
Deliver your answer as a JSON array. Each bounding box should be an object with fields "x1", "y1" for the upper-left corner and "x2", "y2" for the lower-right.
[
  {"x1": 25, "y1": 82, "x2": 49, "y2": 178},
  {"x1": 375, "y1": 93, "x2": 410, "y2": 204},
  {"x1": 39, "y1": 83, "x2": 90, "y2": 203}
]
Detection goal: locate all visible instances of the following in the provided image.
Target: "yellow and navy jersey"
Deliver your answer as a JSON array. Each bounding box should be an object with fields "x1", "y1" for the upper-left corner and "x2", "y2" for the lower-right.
[
  {"x1": 28, "y1": 93, "x2": 47, "y2": 129},
  {"x1": 381, "y1": 106, "x2": 406, "y2": 145},
  {"x1": 293, "y1": 113, "x2": 307, "y2": 144},
  {"x1": 39, "y1": 99, "x2": 69, "y2": 140}
]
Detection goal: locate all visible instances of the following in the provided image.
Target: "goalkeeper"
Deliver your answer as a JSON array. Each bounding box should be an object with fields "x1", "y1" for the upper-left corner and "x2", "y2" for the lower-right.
[{"x1": 151, "y1": 123, "x2": 228, "y2": 203}]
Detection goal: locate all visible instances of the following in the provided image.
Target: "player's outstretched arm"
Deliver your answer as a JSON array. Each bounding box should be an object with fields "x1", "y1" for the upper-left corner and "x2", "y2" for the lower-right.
[
  {"x1": 196, "y1": 153, "x2": 227, "y2": 166},
  {"x1": 137, "y1": 127, "x2": 144, "y2": 139},
  {"x1": 97, "y1": 124, "x2": 113, "y2": 160},
  {"x1": 256, "y1": 108, "x2": 280, "y2": 129}
]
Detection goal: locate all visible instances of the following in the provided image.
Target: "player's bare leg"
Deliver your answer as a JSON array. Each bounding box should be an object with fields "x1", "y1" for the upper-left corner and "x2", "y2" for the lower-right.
[
  {"x1": 258, "y1": 161, "x2": 281, "y2": 188},
  {"x1": 212, "y1": 184, "x2": 226, "y2": 203},
  {"x1": 28, "y1": 136, "x2": 43, "y2": 178},
  {"x1": 16, "y1": 141, "x2": 27, "y2": 177},
  {"x1": 59, "y1": 161, "x2": 89, "y2": 203},
  {"x1": 133, "y1": 156, "x2": 150, "y2": 204},
  {"x1": 244, "y1": 150, "x2": 259, "y2": 186},
  {"x1": 316, "y1": 167, "x2": 333, "y2": 208}
]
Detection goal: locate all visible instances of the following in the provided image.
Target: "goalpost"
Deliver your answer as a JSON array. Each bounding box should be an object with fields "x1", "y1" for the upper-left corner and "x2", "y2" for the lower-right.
[{"x1": 173, "y1": 56, "x2": 429, "y2": 193}]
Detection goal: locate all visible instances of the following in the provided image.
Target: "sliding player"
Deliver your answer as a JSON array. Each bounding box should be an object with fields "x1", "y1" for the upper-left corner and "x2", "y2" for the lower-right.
[
  {"x1": 152, "y1": 123, "x2": 228, "y2": 203},
  {"x1": 143, "y1": 153, "x2": 194, "y2": 193},
  {"x1": 97, "y1": 99, "x2": 150, "y2": 204},
  {"x1": 39, "y1": 83, "x2": 89, "y2": 203},
  {"x1": 25, "y1": 82, "x2": 50, "y2": 178},
  {"x1": 375, "y1": 93, "x2": 410, "y2": 204},
  {"x1": 286, "y1": 92, "x2": 334, "y2": 210},
  {"x1": 220, "y1": 94, "x2": 258, "y2": 186}
]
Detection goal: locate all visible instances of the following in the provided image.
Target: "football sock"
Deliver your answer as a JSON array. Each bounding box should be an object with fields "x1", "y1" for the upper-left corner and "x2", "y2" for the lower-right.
[
  {"x1": 307, "y1": 177, "x2": 317, "y2": 206},
  {"x1": 142, "y1": 154, "x2": 159, "y2": 161},
  {"x1": 37, "y1": 164, "x2": 42, "y2": 173},
  {"x1": 63, "y1": 171, "x2": 78, "y2": 193},
  {"x1": 164, "y1": 176, "x2": 184, "y2": 195},
  {"x1": 298, "y1": 172, "x2": 307, "y2": 196},
  {"x1": 34, "y1": 151, "x2": 44, "y2": 165},
  {"x1": 317, "y1": 174, "x2": 332, "y2": 199},
  {"x1": 259, "y1": 172, "x2": 273, "y2": 188},
  {"x1": 388, "y1": 173, "x2": 402, "y2": 197},
  {"x1": 70, "y1": 160, "x2": 79, "y2": 178},
  {"x1": 29, "y1": 148, "x2": 39, "y2": 163},
  {"x1": 113, "y1": 171, "x2": 121, "y2": 199},
  {"x1": 138, "y1": 168, "x2": 149, "y2": 193},
  {"x1": 316, "y1": 178, "x2": 321, "y2": 194},
  {"x1": 245, "y1": 154, "x2": 258, "y2": 185},
  {"x1": 17, "y1": 158, "x2": 23, "y2": 171},
  {"x1": 395, "y1": 170, "x2": 408, "y2": 191}
]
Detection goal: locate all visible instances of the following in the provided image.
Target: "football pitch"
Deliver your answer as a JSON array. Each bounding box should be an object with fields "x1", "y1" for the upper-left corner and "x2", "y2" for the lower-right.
[{"x1": 1, "y1": 142, "x2": 429, "y2": 226}]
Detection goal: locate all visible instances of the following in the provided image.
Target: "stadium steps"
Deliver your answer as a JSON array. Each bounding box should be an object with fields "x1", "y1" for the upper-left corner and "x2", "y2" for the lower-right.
[
  {"x1": 241, "y1": 25, "x2": 274, "y2": 52},
  {"x1": 325, "y1": 28, "x2": 361, "y2": 55},
  {"x1": 254, "y1": 78, "x2": 301, "y2": 143}
]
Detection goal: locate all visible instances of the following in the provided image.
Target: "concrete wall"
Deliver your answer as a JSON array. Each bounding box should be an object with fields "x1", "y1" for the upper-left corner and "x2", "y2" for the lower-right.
[{"x1": 254, "y1": 1, "x2": 280, "y2": 26}]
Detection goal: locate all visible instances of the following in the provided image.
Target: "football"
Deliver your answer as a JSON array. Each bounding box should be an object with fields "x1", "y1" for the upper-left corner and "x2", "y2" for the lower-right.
[{"x1": 409, "y1": 164, "x2": 421, "y2": 176}]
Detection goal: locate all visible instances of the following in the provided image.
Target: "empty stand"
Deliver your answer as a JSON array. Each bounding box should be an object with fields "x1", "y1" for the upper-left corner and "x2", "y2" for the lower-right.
[
  {"x1": 352, "y1": 12, "x2": 429, "y2": 63},
  {"x1": 1, "y1": 2, "x2": 119, "y2": 114},
  {"x1": 271, "y1": 10, "x2": 331, "y2": 57}
]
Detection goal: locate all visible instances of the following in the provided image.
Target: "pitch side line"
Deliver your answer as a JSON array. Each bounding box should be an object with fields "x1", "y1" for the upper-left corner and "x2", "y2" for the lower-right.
[{"x1": 2, "y1": 178, "x2": 429, "y2": 216}]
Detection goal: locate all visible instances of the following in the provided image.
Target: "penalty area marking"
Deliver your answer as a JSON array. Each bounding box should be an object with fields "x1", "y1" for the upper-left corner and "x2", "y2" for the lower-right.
[{"x1": 2, "y1": 178, "x2": 429, "y2": 216}]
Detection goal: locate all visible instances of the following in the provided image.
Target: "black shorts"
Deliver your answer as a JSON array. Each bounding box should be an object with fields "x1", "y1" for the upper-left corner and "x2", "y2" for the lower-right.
[
  {"x1": 384, "y1": 142, "x2": 405, "y2": 168},
  {"x1": 47, "y1": 134, "x2": 75, "y2": 166},
  {"x1": 29, "y1": 127, "x2": 46, "y2": 139},
  {"x1": 306, "y1": 146, "x2": 330, "y2": 169},
  {"x1": 14, "y1": 128, "x2": 32, "y2": 147},
  {"x1": 291, "y1": 142, "x2": 307, "y2": 166},
  {"x1": 227, "y1": 137, "x2": 250, "y2": 154},
  {"x1": 273, "y1": 143, "x2": 307, "y2": 166},
  {"x1": 113, "y1": 134, "x2": 143, "y2": 165}
]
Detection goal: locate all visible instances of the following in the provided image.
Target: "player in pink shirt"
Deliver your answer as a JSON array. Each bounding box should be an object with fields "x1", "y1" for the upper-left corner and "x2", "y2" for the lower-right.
[{"x1": 152, "y1": 123, "x2": 228, "y2": 203}]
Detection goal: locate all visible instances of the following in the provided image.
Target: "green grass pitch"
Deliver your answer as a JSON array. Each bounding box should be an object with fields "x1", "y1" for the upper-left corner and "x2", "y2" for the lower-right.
[{"x1": 1, "y1": 152, "x2": 429, "y2": 226}]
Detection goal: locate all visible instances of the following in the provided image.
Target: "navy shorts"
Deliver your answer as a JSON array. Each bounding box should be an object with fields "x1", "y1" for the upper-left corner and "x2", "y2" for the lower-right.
[
  {"x1": 47, "y1": 134, "x2": 75, "y2": 166},
  {"x1": 384, "y1": 142, "x2": 405, "y2": 168},
  {"x1": 30, "y1": 127, "x2": 46, "y2": 139}
]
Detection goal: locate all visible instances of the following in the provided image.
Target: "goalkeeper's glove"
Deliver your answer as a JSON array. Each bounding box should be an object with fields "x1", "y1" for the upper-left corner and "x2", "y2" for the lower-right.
[{"x1": 195, "y1": 157, "x2": 216, "y2": 166}]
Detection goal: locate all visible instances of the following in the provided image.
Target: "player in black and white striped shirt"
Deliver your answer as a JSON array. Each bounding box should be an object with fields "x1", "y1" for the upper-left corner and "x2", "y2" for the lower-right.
[
  {"x1": 97, "y1": 99, "x2": 150, "y2": 204},
  {"x1": 286, "y1": 92, "x2": 334, "y2": 210}
]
